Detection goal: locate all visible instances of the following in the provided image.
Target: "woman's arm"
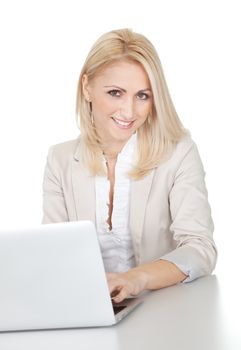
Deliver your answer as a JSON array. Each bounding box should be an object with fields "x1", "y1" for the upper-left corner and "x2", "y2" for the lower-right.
[
  {"x1": 108, "y1": 140, "x2": 217, "y2": 302},
  {"x1": 107, "y1": 259, "x2": 187, "y2": 302},
  {"x1": 159, "y1": 141, "x2": 217, "y2": 282}
]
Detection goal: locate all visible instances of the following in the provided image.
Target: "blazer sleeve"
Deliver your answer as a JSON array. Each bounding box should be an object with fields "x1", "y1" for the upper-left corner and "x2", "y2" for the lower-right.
[
  {"x1": 42, "y1": 146, "x2": 69, "y2": 224},
  {"x1": 160, "y1": 141, "x2": 217, "y2": 282}
]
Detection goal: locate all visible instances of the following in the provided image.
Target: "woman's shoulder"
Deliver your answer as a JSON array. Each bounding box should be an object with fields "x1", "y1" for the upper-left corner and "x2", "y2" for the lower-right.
[
  {"x1": 163, "y1": 133, "x2": 203, "y2": 172},
  {"x1": 174, "y1": 133, "x2": 197, "y2": 157},
  {"x1": 157, "y1": 133, "x2": 200, "y2": 171},
  {"x1": 46, "y1": 135, "x2": 82, "y2": 166},
  {"x1": 49, "y1": 136, "x2": 81, "y2": 153}
]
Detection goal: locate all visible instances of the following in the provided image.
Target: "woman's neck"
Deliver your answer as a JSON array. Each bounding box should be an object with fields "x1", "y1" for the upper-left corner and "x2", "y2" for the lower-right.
[{"x1": 101, "y1": 140, "x2": 126, "y2": 163}]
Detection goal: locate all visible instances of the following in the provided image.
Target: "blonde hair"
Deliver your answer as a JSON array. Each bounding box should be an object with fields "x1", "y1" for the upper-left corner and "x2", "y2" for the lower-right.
[{"x1": 76, "y1": 28, "x2": 187, "y2": 179}]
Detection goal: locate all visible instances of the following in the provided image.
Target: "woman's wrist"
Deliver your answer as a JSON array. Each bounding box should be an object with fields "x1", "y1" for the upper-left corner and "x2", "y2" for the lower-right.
[{"x1": 131, "y1": 260, "x2": 187, "y2": 291}]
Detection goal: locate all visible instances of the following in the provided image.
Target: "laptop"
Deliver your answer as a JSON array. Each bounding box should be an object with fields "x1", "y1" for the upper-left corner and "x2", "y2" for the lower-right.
[{"x1": 0, "y1": 221, "x2": 142, "y2": 332}]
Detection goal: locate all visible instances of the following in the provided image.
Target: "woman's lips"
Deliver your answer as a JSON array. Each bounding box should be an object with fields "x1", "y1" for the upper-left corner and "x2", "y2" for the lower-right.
[{"x1": 111, "y1": 117, "x2": 134, "y2": 129}]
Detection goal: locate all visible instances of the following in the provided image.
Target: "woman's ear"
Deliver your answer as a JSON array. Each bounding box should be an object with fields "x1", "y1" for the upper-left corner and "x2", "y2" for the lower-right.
[{"x1": 82, "y1": 74, "x2": 91, "y2": 102}]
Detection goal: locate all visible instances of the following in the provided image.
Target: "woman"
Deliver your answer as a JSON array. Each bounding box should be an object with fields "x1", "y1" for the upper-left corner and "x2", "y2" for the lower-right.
[{"x1": 42, "y1": 28, "x2": 217, "y2": 303}]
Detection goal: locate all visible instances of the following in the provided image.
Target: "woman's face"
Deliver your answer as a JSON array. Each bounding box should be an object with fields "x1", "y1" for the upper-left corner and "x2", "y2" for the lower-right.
[{"x1": 82, "y1": 60, "x2": 153, "y2": 148}]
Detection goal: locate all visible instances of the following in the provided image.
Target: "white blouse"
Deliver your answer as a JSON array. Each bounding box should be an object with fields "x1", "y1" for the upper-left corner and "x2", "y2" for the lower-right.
[{"x1": 95, "y1": 134, "x2": 137, "y2": 273}]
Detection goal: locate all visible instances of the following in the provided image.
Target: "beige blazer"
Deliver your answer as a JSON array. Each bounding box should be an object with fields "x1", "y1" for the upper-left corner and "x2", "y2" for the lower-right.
[{"x1": 42, "y1": 135, "x2": 217, "y2": 282}]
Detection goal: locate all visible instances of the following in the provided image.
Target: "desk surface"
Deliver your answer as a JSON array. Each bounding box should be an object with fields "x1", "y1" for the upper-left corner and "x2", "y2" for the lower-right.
[{"x1": 0, "y1": 274, "x2": 240, "y2": 350}]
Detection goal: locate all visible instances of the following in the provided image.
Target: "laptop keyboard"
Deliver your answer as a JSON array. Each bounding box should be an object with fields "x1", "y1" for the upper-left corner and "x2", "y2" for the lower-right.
[{"x1": 113, "y1": 305, "x2": 127, "y2": 315}]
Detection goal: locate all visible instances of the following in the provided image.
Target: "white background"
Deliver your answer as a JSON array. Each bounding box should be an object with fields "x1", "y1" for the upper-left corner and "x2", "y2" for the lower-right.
[{"x1": 0, "y1": 0, "x2": 240, "y2": 281}]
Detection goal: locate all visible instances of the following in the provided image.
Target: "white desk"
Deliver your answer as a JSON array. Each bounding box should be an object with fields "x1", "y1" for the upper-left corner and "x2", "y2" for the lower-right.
[{"x1": 0, "y1": 275, "x2": 240, "y2": 350}]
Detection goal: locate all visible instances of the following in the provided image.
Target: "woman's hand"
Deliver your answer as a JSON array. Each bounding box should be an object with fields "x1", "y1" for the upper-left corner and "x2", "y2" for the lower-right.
[
  {"x1": 107, "y1": 269, "x2": 149, "y2": 303},
  {"x1": 107, "y1": 260, "x2": 187, "y2": 303}
]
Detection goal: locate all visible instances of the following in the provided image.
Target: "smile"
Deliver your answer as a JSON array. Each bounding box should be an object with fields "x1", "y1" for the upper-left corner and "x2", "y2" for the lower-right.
[{"x1": 112, "y1": 117, "x2": 134, "y2": 129}]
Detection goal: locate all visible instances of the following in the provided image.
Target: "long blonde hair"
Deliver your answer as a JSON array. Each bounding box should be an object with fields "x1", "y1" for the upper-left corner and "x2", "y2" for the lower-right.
[{"x1": 76, "y1": 28, "x2": 187, "y2": 179}]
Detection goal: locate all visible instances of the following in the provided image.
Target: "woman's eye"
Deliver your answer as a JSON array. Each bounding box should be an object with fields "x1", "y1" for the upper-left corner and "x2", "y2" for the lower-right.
[
  {"x1": 137, "y1": 92, "x2": 149, "y2": 100},
  {"x1": 108, "y1": 90, "x2": 121, "y2": 97}
]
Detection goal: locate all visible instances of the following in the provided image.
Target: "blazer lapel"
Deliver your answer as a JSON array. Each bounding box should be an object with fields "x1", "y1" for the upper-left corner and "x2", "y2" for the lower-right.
[
  {"x1": 130, "y1": 169, "x2": 155, "y2": 263},
  {"x1": 71, "y1": 142, "x2": 95, "y2": 223}
]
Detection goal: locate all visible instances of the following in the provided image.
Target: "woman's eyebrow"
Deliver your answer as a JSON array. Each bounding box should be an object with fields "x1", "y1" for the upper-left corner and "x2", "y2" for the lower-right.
[
  {"x1": 104, "y1": 85, "x2": 126, "y2": 92},
  {"x1": 104, "y1": 85, "x2": 151, "y2": 93},
  {"x1": 139, "y1": 88, "x2": 152, "y2": 93}
]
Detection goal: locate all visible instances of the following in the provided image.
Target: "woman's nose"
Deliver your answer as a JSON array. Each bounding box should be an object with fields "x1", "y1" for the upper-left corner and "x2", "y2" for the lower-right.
[{"x1": 120, "y1": 97, "x2": 134, "y2": 120}]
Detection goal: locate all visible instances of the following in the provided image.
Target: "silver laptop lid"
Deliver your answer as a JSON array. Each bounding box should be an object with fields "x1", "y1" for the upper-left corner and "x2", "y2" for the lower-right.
[{"x1": 0, "y1": 221, "x2": 116, "y2": 331}]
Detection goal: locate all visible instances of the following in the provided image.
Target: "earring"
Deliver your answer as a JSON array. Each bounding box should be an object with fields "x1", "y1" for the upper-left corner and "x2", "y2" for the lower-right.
[
  {"x1": 86, "y1": 96, "x2": 93, "y2": 124},
  {"x1": 85, "y1": 93, "x2": 91, "y2": 102},
  {"x1": 90, "y1": 111, "x2": 94, "y2": 125}
]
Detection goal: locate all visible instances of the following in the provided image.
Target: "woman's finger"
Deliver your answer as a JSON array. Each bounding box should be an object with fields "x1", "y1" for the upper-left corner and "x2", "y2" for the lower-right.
[{"x1": 112, "y1": 286, "x2": 130, "y2": 303}]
